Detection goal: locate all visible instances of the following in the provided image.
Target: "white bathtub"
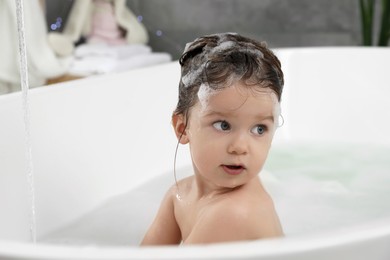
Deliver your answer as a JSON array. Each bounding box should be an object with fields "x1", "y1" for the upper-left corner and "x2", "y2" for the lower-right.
[{"x1": 1, "y1": 47, "x2": 390, "y2": 259}]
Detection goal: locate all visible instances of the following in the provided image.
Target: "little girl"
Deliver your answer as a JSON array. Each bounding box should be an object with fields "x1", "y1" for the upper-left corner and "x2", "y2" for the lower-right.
[{"x1": 141, "y1": 32, "x2": 284, "y2": 245}]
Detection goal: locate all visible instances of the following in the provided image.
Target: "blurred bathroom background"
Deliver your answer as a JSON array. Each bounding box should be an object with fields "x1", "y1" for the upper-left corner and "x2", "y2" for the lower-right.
[{"x1": 1, "y1": 0, "x2": 387, "y2": 95}]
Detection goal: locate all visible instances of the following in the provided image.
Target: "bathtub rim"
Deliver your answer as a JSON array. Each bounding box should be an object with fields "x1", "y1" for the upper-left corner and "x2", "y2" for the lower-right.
[
  {"x1": 1, "y1": 45, "x2": 389, "y2": 96},
  {"x1": 1, "y1": 217, "x2": 389, "y2": 259}
]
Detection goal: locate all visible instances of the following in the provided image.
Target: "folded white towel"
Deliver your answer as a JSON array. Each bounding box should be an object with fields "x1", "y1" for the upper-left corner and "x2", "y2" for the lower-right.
[
  {"x1": 114, "y1": 53, "x2": 172, "y2": 72},
  {"x1": 74, "y1": 43, "x2": 152, "y2": 60},
  {"x1": 69, "y1": 52, "x2": 171, "y2": 76}
]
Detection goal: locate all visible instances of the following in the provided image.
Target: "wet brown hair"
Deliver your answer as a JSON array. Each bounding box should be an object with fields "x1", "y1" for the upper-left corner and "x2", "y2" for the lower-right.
[{"x1": 174, "y1": 32, "x2": 284, "y2": 117}]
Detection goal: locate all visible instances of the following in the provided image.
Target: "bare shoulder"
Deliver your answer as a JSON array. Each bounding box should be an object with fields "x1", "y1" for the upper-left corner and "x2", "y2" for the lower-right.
[
  {"x1": 140, "y1": 184, "x2": 181, "y2": 245},
  {"x1": 230, "y1": 188, "x2": 283, "y2": 238},
  {"x1": 184, "y1": 185, "x2": 283, "y2": 244}
]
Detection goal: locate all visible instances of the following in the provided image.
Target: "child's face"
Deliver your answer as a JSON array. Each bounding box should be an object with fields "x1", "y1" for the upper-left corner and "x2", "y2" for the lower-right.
[{"x1": 182, "y1": 83, "x2": 278, "y2": 189}]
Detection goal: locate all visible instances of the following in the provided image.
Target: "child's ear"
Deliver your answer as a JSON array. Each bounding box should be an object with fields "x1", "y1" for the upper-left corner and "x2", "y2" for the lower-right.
[{"x1": 172, "y1": 114, "x2": 189, "y2": 144}]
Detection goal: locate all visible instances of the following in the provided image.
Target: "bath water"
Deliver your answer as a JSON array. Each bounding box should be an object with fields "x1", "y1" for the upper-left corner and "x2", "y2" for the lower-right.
[
  {"x1": 265, "y1": 142, "x2": 390, "y2": 236},
  {"x1": 15, "y1": 0, "x2": 37, "y2": 243},
  {"x1": 40, "y1": 142, "x2": 390, "y2": 246}
]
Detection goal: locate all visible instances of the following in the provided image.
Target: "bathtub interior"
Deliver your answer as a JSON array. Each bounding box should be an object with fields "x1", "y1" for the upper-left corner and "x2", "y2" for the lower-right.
[
  {"x1": 38, "y1": 143, "x2": 390, "y2": 247},
  {"x1": 1, "y1": 47, "x2": 390, "y2": 256}
]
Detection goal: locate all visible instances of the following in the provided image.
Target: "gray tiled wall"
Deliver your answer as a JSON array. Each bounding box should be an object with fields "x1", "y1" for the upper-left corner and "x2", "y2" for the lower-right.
[{"x1": 126, "y1": 0, "x2": 365, "y2": 59}]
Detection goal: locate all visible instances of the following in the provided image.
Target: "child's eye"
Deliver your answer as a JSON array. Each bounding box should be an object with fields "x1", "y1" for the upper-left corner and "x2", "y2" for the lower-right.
[
  {"x1": 251, "y1": 125, "x2": 267, "y2": 136},
  {"x1": 213, "y1": 120, "x2": 231, "y2": 131}
]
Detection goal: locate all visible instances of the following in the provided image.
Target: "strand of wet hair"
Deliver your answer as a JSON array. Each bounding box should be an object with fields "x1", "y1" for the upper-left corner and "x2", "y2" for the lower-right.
[{"x1": 173, "y1": 117, "x2": 188, "y2": 200}]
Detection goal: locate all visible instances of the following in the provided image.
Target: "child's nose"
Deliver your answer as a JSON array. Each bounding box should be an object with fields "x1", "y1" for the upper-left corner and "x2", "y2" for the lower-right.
[{"x1": 227, "y1": 132, "x2": 248, "y2": 155}]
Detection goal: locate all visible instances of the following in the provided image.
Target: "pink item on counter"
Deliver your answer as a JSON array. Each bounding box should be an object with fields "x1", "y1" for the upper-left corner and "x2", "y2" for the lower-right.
[{"x1": 88, "y1": 0, "x2": 127, "y2": 45}]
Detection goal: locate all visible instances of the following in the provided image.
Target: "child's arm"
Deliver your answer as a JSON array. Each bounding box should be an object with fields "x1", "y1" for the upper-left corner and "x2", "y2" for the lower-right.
[
  {"x1": 183, "y1": 198, "x2": 283, "y2": 244},
  {"x1": 140, "y1": 187, "x2": 181, "y2": 245}
]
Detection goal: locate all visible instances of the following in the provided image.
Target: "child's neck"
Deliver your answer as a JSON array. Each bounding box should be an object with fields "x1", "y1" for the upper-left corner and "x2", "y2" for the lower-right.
[{"x1": 193, "y1": 174, "x2": 240, "y2": 199}]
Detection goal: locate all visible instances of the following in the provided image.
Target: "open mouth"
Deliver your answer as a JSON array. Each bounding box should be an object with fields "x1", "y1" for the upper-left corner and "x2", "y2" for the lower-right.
[{"x1": 222, "y1": 164, "x2": 245, "y2": 175}]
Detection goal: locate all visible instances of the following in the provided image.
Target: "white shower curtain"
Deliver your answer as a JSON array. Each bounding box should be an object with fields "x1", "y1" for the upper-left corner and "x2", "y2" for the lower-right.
[{"x1": 0, "y1": 0, "x2": 68, "y2": 94}]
